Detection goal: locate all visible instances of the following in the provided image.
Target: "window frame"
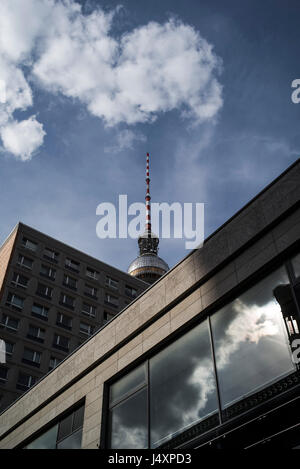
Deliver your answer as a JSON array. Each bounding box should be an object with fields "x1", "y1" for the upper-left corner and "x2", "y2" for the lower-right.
[
  {"x1": 36, "y1": 283, "x2": 53, "y2": 299},
  {"x1": 81, "y1": 302, "x2": 96, "y2": 318},
  {"x1": 6, "y1": 292, "x2": 24, "y2": 310},
  {"x1": 31, "y1": 303, "x2": 49, "y2": 320},
  {"x1": 22, "y1": 348, "x2": 42, "y2": 367},
  {"x1": 79, "y1": 321, "x2": 94, "y2": 337},
  {"x1": 11, "y1": 272, "x2": 29, "y2": 289},
  {"x1": 40, "y1": 264, "x2": 56, "y2": 280},
  {"x1": 27, "y1": 324, "x2": 46, "y2": 343},
  {"x1": 0, "y1": 314, "x2": 20, "y2": 332},
  {"x1": 21, "y1": 237, "x2": 38, "y2": 252},
  {"x1": 17, "y1": 254, "x2": 33, "y2": 270},
  {"x1": 56, "y1": 312, "x2": 73, "y2": 330},
  {"x1": 43, "y1": 247, "x2": 59, "y2": 263},
  {"x1": 20, "y1": 401, "x2": 85, "y2": 449},
  {"x1": 105, "y1": 276, "x2": 119, "y2": 290}
]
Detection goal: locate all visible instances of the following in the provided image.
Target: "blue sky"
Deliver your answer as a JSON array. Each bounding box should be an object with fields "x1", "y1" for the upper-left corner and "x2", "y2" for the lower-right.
[{"x1": 0, "y1": 0, "x2": 299, "y2": 272}]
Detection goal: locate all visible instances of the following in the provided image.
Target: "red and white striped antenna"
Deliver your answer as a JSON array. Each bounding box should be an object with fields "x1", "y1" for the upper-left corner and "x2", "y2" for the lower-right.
[
  {"x1": 138, "y1": 151, "x2": 159, "y2": 255},
  {"x1": 145, "y1": 152, "x2": 151, "y2": 236}
]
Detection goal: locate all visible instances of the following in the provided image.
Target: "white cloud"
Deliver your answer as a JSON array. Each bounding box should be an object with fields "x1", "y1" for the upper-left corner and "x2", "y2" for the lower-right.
[
  {"x1": 0, "y1": 0, "x2": 53, "y2": 63},
  {"x1": 0, "y1": 0, "x2": 223, "y2": 160},
  {"x1": 0, "y1": 116, "x2": 46, "y2": 161},
  {"x1": 33, "y1": 15, "x2": 222, "y2": 126}
]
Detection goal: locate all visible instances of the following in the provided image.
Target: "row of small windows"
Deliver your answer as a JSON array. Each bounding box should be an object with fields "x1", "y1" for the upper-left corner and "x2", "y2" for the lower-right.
[
  {"x1": 0, "y1": 363, "x2": 61, "y2": 392},
  {"x1": 0, "y1": 340, "x2": 61, "y2": 371},
  {"x1": 2, "y1": 297, "x2": 116, "y2": 331},
  {"x1": 17, "y1": 255, "x2": 138, "y2": 300},
  {"x1": 0, "y1": 315, "x2": 95, "y2": 348},
  {"x1": 7, "y1": 286, "x2": 117, "y2": 317},
  {"x1": 0, "y1": 367, "x2": 38, "y2": 391},
  {"x1": 20, "y1": 239, "x2": 138, "y2": 297},
  {"x1": 1, "y1": 340, "x2": 62, "y2": 371}
]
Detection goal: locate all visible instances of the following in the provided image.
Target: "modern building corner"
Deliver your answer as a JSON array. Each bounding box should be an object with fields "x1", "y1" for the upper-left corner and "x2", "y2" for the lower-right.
[{"x1": 0, "y1": 159, "x2": 299, "y2": 449}]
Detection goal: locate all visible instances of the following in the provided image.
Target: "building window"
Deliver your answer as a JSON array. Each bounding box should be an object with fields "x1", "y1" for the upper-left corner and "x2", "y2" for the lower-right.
[
  {"x1": 0, "y1": 367, "x2": 8, "y2": 383},
  {"x1": 22, "y1": 348, "x2": 41, "y2": 367},
  {"x1": 211, "y1": 266, "x2": 295, "y2": 410},
  {"x1": 105, "y1": 293, "x2": 119, "y2": 308},
  {"x1": 107, "y1": 263, "x2": 297, "y2": 449},
  {"x1": 17, "y1": 372, "x2": 37, "y2": 391},
  {"x1": 49, "y1": 356, "x2": 61, "y2": 371},
  {"x1": 60, "y1": 293, "x2": 75, "y2": 309},
  {"x1": 150, "y1": 320, "x2": 218, "y2": 448},
  {"x1": 17, "y1": 254, "x2": 33, "y2": 270},
  {"x1": 53, "y1": 334, "x2": 70, "y2": 352},
  {"x1": 32, "y1": 303, "x2": 49, "y2": 320},
  {"x1": 36, "y1": 283, "x2": 53, "y2": 299},
  {"x1": 40, "y1": 265, "x2": 56, "y2": 280},
  {"x1": 6, "y1": 292, "x2": 24, "y2": 310},
  {"x1": 104, "y1": 311, "x2": 115, "y2": 322},
  {"x1": 44, "y1": 248, "x2": 59, "y2": 263},
  {"x1": 21, "y1": 237, "x2": 38, "y2": 252},
  {"x1": 27, "y1": 325, "x2": 45, "y2": 343},
  {"x1": 86, "y1": 267, "x2": 98, "y2": 280},
  {"x1": 84, "y1": 284, "x2": 98, "y2": 299},
  {"x1": 125, "y1": 285, "x2": 138, "y2": 299},
  {"x1": 0, "y1": 314, "x2": 19, "y2": 332},
  {"x1": 79, "y1": 322, "x2": 94, "y2": 337},
  {"x1": 65, "y1": 258, "x2": 80, "y2": 273},
  {"x1": 63, "y1": 274, "x2": 77, "y2": 290},
  {"x1": 105, "y1": 276, "x2": 119, "y2": 290},
  {"x1": 5, "y1": 341, "x2": 14, "y2": 359},
  {"x1": 11, "y1": 272, "x2": 29, "y2": 289},
  {"x1": 108, "y1": 364, "x2": 148, "y2": 449},
  {"x1": 24, "y1": 403, "x2": 84, "y2": 449},
  {"x1": 81, "y1": 302, "x2": 96, "y2": 318},
  {"x1": 56, "y1": 312, "x2": 72, "y2": 330}
]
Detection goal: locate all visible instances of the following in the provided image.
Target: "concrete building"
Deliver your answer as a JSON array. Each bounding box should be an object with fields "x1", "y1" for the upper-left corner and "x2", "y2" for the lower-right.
[
  {"x1": 0, "y1": 223, "x2": 147, "y2": 413},
  {"x1": 0, "y1": 159, "x2": 299, "y2": 449}
]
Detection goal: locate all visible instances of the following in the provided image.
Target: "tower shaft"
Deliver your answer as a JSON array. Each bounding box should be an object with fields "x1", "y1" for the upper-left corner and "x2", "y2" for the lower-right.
[{"x1": 145, "y1": 152, "x2": 151, "y2": 235}]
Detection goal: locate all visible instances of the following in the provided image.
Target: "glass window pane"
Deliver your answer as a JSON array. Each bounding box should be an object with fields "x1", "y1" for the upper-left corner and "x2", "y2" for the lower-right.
[
  {"x1": 73, "y1": 405, "x2": 85, "y2": 431},
  {"x1": 57, "y1": 429, "x2": 83, "y2": 449},
  {"x1": 149, "y1": 320, "x2": 218, "y2": 448},
  {"x1": 26, "y1": 424, "x2": 58, "y2": 449},
  {"x1": 110, "y1": 363, "x2": 147, "y2": 405},
  {"x1": 211, "y1": 267, "x2": 296, "y2": 410},
  {"x1": 109, "y1": 388, "x2": 148, "y2": 449},
  {"x1": 292, "y1": 253, "x2": 300, "y2": 280},
  {"x1": 57, "y1": 413, "x2": 73, "y2": 441}
]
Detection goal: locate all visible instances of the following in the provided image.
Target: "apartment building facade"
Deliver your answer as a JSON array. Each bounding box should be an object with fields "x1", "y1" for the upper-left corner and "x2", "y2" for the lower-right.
[{"x1": 0, "y1": 223, "x2": 147, "y2": 412}]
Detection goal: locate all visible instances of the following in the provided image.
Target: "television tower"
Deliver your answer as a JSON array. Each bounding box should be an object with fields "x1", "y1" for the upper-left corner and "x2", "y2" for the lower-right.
[{"x1": 127, "y1": 152, "x2": 169, "y2": 284}]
